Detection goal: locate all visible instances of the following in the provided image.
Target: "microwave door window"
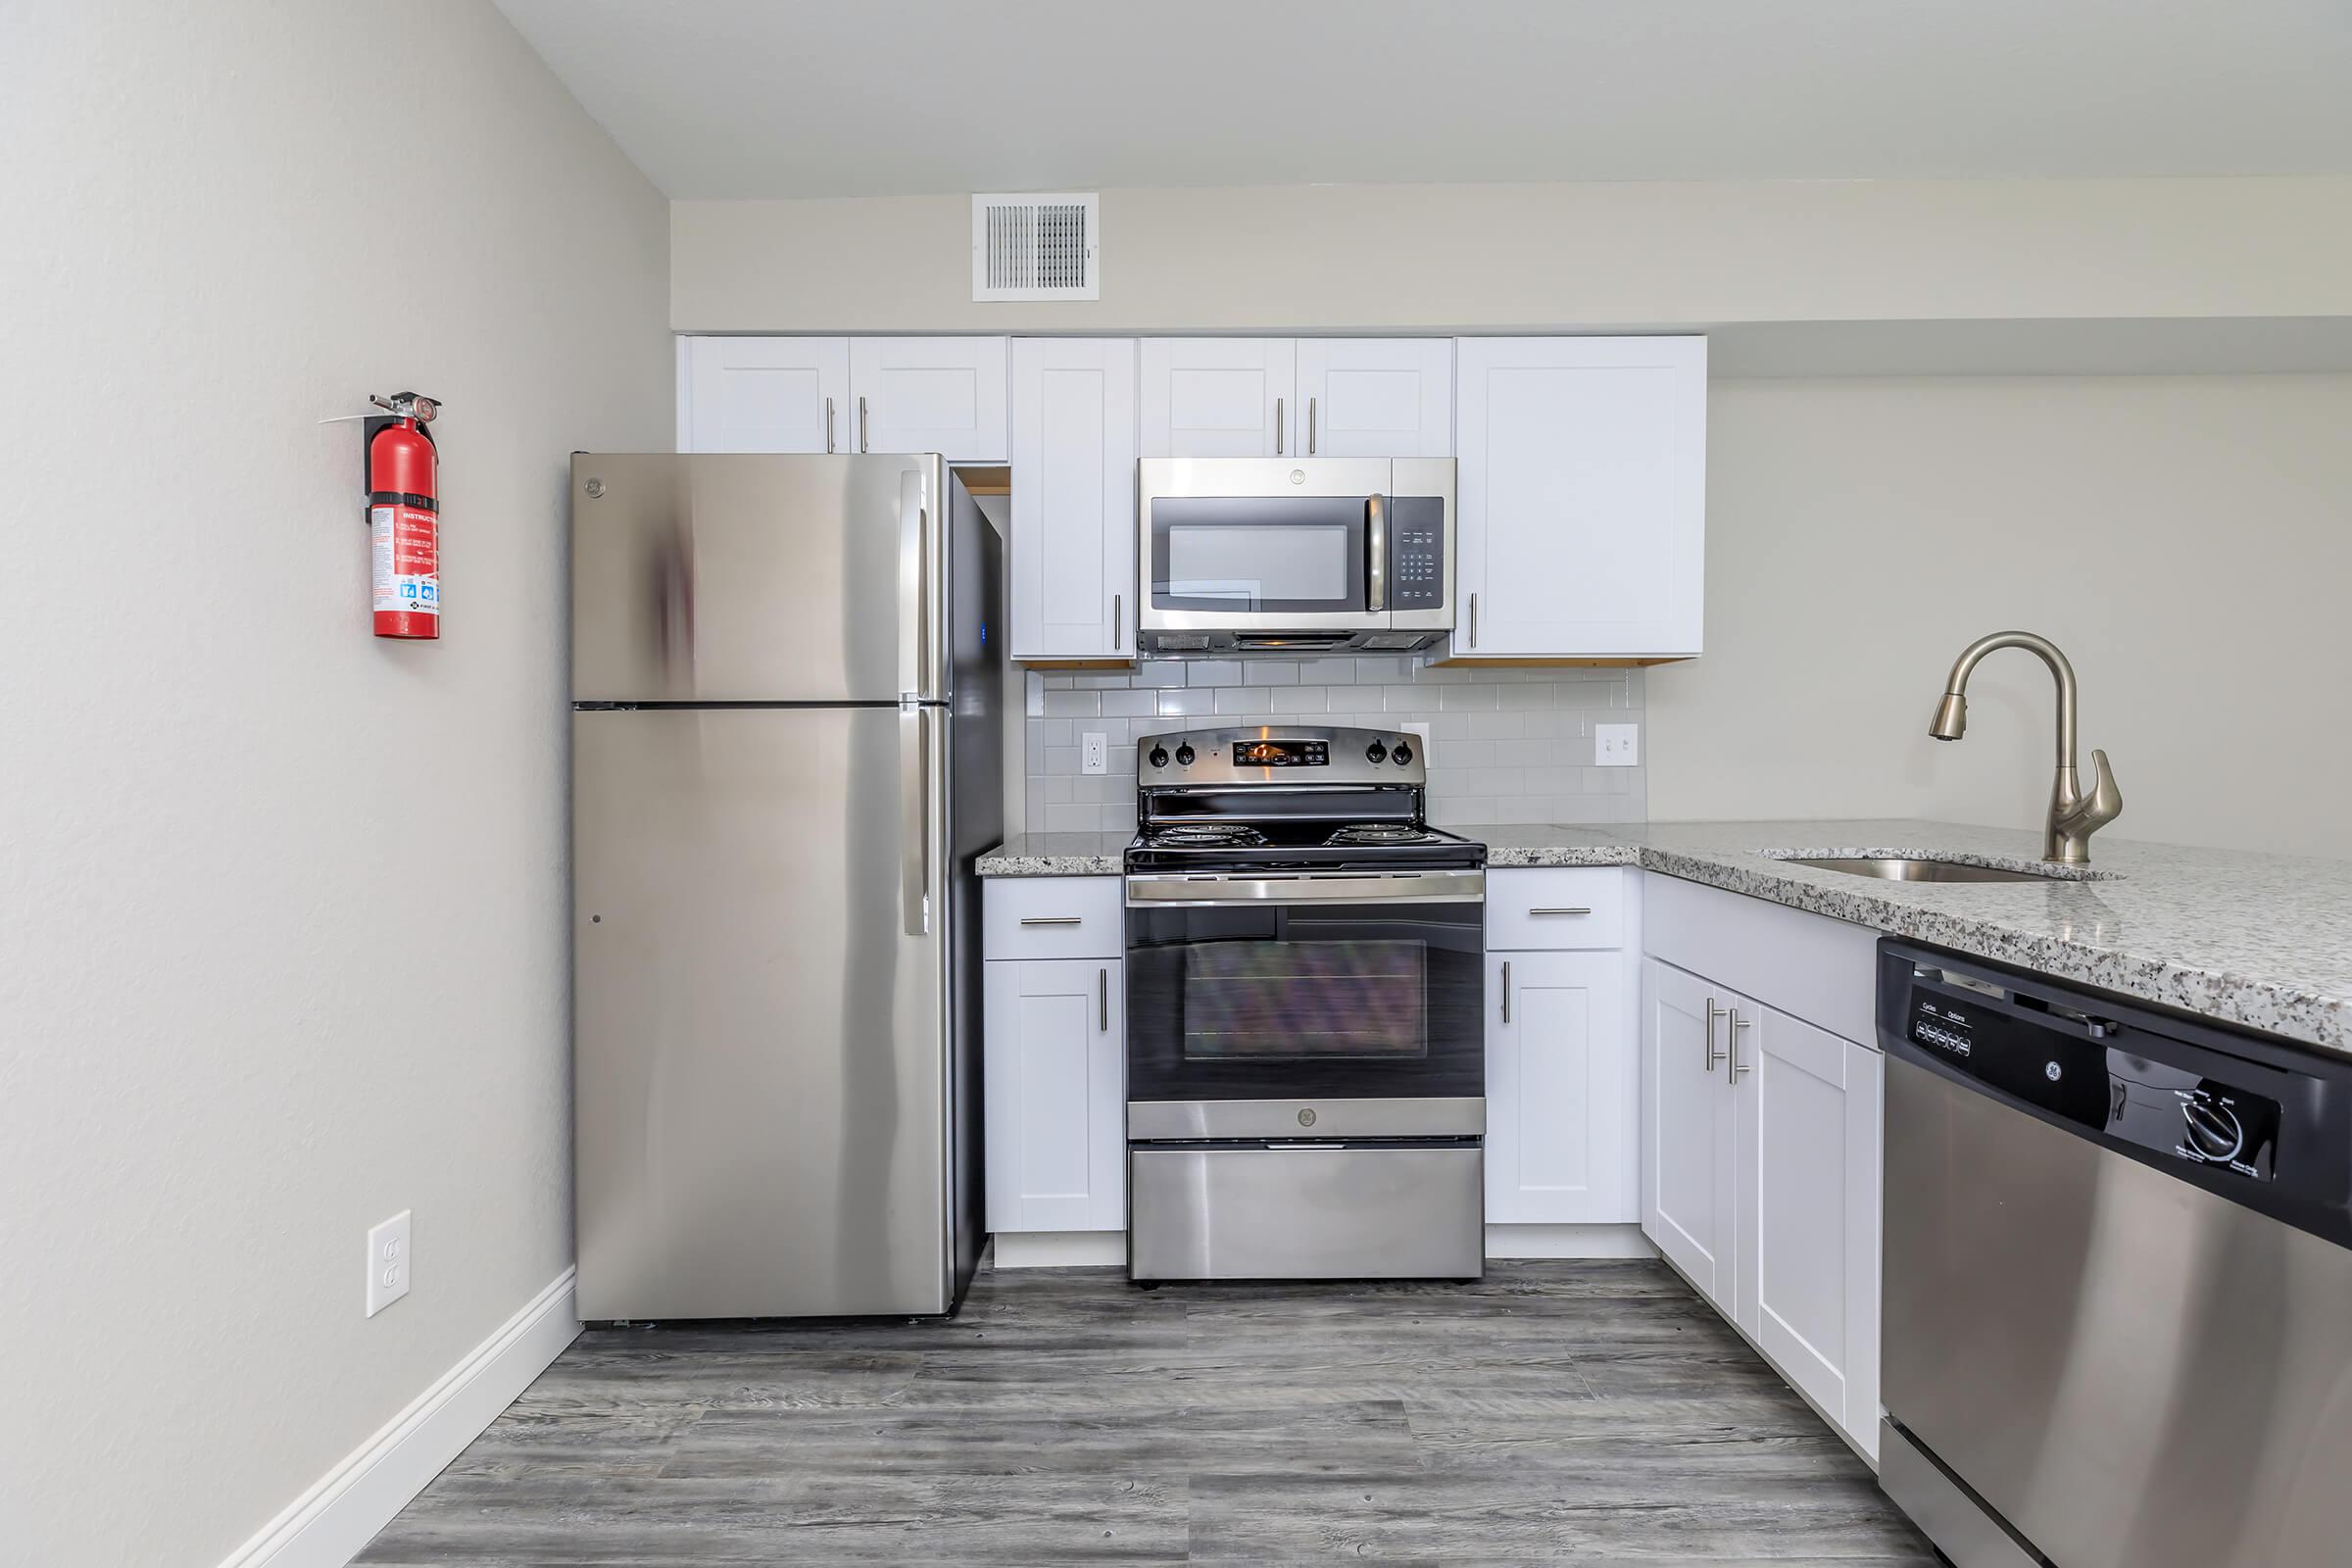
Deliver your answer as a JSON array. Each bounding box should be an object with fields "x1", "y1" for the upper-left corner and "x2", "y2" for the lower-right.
[
  {"x1": 1150, "y1": 497, "x2": 1368, "y2": 613},
  {"x1": 1167, "y1": 526, "x2": 1348, "y2": 608}
]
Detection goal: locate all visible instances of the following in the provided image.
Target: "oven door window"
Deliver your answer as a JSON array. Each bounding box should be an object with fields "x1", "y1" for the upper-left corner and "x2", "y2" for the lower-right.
[
  {"x1": 1127, "y1": 899, "x2": 1483, "y2": 1102},
  {"x1": 1149, "y1": 497, "x2": 1368, "y2": 614}
]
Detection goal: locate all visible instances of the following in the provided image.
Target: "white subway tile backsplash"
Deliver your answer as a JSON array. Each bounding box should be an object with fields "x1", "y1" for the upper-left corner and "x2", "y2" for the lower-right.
[{"x1": 1021, "y1": 658, "x2": 1644, "y2": 831}]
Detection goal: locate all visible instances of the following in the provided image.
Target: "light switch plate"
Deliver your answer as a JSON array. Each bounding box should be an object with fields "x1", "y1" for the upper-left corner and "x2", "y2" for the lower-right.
[
  {"x1": 1081, "y1": 731, "x2": 1107, "y2": 775},
  {"x1": 1595, "y1": 724, "x2": 1639, "y2": 766},
  {"x1": 366, "y1": 1210, "x2": 412, "y2": 1317}
]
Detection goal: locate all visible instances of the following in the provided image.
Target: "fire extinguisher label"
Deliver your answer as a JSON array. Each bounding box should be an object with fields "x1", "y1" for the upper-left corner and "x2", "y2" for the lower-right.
[{"x1": 370, "y1": 504, "x2": 439, "y2": 617}]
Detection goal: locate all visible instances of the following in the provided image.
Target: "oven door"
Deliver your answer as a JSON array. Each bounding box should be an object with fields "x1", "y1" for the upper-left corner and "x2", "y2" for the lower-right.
[
  {"x1": 1124, "y1": 869, "x2": 1485, "y2": 1140},
  {"x1": 1139, "y1": 458, "x2": 1391, "y2": 636}
]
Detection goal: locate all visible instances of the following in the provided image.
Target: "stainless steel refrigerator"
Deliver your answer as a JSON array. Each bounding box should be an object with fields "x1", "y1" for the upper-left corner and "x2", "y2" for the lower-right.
[{"x1": 568, "y1": 453, "x2": 1001, "y2": 1320}]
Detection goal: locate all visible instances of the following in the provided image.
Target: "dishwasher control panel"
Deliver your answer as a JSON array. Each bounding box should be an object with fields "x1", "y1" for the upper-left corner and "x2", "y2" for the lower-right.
[{"x1": 1904, "y1": 976, "x2": 2282, "y2": 1181}]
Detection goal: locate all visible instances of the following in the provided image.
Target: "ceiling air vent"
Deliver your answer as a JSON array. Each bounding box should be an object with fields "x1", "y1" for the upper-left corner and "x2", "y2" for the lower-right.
[{"x1": 972, "y1": 193, "x2": 1099, "y2": 302}]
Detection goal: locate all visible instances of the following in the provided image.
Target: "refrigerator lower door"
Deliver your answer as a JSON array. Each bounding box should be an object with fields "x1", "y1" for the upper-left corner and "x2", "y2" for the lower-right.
[{"x1": 573, "y1": 705, "x2": 953, "y2": 1318}]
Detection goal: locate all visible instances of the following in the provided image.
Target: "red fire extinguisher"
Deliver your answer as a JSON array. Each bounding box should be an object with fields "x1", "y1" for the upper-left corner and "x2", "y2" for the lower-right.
[{"x1": 367, "y1": 391, "x2": 441, "y2": 639}]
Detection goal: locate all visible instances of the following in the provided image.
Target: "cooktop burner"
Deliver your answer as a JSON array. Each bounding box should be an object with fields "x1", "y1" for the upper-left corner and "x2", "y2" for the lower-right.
[
  {"x1": 1148, "y1": 823, "x2": 1269, "y2": 847},
  {"x1": 1327, "y1": 823, "x2": 1444, "y2": 846}
]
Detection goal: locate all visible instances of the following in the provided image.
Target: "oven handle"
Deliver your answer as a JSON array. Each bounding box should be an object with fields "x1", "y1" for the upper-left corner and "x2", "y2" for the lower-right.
[{"x1": 1124, "y1": 870, "x2": 1485, "y2": 906}]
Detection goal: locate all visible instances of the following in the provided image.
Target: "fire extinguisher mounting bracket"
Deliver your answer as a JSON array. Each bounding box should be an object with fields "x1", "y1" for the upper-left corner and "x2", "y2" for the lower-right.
[{"x1": 361, "y1": 391, "x2": 439, "y2": 517}]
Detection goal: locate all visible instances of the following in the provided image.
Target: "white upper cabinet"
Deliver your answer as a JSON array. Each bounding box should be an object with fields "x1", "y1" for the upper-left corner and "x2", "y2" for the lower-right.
[
  {"x1": 1140, "y1": 338, "x2": 1297, "y2": 457},
  {"x1": 1010, "y1": 338, "x2": 1139, "y2": 660},
  {"x1": 1454, "y1": 336, "x2": 1707, "y2": 660},
  {"x1": 679, "y1": 337, "x2": 1006, "y2": 461},
  {"x1": 848, "y1": 336, "x2": 1009, "y2": 462},
  {"x1": 681, "y1": 336, "x2": 851, "y2": 454},
  {"x1": 1295, "y1": 339, "x2": 1454, "y2": 457},
  {"x1": 1486, "y1": 949, "x2": 1634, "y2": 1226}
]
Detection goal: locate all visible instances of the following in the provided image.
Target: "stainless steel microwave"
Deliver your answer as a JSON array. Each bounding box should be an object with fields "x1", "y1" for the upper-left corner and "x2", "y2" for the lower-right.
[{"x1": 1136, "y1": 458, "x2": 1455, "y2": 655}]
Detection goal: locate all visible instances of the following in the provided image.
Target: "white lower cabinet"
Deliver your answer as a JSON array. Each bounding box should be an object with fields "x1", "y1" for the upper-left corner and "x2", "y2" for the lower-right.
[
  {"x1": 1486, "y1": 950, "x2": 1634, "y2": 1224},
  {"x1": 982, "y1": 956, "x2": 1124, "y2": 1233},
  {"x1": 1642, "y1": 952, "x2": 1883, "y2": 1458},
  {"x1": 1734, "y1": 1002, "x2": 1882, "y2": 1453}
]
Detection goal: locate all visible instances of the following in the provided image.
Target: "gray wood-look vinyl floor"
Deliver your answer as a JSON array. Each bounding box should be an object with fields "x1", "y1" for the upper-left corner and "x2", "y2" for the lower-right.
[{"x1": 357, "y1": 1259, "x2": 1939, "y2": 1565}]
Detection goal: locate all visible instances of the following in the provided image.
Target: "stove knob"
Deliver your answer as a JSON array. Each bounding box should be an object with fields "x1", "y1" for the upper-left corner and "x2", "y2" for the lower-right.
[
  {"x1": 1365, "y1": 741, "x2": 1388, "y2": 763},
  {"x1": 1174, "y1": 745, "x2": 1196, "y2": 766},
  {"x1": 1148, "y1": 746, "x2": 1169, "y2": 768},
  {"x1": 1392, "y1": 743, "x2": 1413, "y2": 765},
  {"x1": 2182, "y1": 1098, "x2": 2244, "y2": 1163}
]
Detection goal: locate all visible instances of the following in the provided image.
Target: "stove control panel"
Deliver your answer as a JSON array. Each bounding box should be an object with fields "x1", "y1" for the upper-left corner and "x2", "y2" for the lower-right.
[{"x1": 1137, "y1": 724, "x2": 1425, "y2": 785}]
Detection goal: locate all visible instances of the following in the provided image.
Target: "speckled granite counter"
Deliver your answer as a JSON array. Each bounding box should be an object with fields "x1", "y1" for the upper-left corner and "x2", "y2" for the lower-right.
[{"x1": 980, "y1": 818, "x2": 2352, "y2": 1054}]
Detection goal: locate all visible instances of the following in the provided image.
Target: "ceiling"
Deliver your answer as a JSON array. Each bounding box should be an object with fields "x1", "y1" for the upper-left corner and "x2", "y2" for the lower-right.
[{"x1": 495, "y1": 0, "x2": 2352, "y2": 199}]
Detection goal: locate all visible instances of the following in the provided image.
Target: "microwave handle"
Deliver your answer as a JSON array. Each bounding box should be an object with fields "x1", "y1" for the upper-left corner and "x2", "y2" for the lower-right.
[{"x1": 1366, "y1": 494, "x2": 1387, "y2": 612}]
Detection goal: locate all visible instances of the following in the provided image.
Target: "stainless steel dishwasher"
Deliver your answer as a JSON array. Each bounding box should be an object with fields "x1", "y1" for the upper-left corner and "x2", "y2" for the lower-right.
[{"x1": 1876, "y1": 941, "x2": 2352, "y2": 1568}]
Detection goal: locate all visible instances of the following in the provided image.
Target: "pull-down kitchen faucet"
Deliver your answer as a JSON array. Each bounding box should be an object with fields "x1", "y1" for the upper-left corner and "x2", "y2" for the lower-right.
[{"x1": 1929, "y1": 631, "x2": 2123, "y2": 864}]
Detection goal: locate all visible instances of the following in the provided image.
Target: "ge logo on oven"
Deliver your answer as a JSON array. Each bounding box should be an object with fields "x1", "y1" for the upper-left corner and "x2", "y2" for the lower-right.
[{"x1": 1297, "y1": 1108, "x2": 1317, "y2": 1127}]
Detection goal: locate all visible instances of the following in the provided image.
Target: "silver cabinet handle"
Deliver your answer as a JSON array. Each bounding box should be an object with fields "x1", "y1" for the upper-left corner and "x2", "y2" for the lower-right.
[
  {"x1": 1112, "y1": 592, "x2": 1122, "y2": 651},
  {"x1": 1468, "y1": 592, "x2": 1478, "y2": 648},
  {"x1": 858, "y1": 394, "x2": 869, "y2": 452},
  {"x1": 1529, "y1": 906, "x2": 1592, "y2": 916},
  {"x1": 1275, "y1": 396, "x2": 1285, "y2": 456},
  {"x1": 1099, "y1": 967, "x2": 1109, "y2": 1032},
  {"x1": 1019, "y1": 916, "x2": 1082, "y2": 926},
  {"x1": 1500, "y1": 959, "x2": 1511, "y2": 1023},
  {"x1": 824, "y1": 396, "x2": 835, "y2": 453},
  {"x1": 1308, "y1": 395, "x2": 1317, "y2": 455},
  {"x1": 1705, "y1": 997, "x2": 1729, "y2": 1071},
  {"x1": 1729, "y1": 1009, "x2": 1752, "y2": 1081},
  {"x1": 901, "y1": 706, "x2": 932, "y2": 935},
  {"x1": 1366, "y1": 494, "x2": 1387, "y2": 612}
]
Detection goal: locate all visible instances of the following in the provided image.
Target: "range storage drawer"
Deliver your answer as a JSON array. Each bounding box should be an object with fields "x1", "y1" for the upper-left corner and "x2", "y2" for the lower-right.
[
  {"x1": 983, "y1": 875, "x2": 1124, "y2": 960},
  {"x1": 1129, "y1": 1144, "x2": 1484, "y2": 1280},
  {"x1": 1485, "y1": 867, "x2": 1626, "y2": 950}
]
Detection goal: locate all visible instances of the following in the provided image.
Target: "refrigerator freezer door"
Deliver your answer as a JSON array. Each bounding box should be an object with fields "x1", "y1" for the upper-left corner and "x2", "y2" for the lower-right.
[
  {"x1": 573, "y1": 705, "x2": 953, "y2": 1319},
  {"x1": 571, "y1": 453, "x2": 949, "y2": 704}
]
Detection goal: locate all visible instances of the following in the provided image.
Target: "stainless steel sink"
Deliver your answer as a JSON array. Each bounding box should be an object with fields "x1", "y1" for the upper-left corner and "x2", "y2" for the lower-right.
[{"x1": 1775, "y1": 856, "x2": 2079, "y2": 884}]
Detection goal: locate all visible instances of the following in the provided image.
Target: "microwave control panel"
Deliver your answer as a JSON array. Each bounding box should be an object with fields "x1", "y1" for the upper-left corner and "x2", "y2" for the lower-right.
[{"x1": 1387, "y1": 497, "x2": 1446, "y2": 610}]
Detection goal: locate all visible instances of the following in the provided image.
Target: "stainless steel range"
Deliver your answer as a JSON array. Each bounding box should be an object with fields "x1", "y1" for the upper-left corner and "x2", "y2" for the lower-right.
[{"x1": 1122, "y1": 724, "x2": 1486, "y2": 1282}]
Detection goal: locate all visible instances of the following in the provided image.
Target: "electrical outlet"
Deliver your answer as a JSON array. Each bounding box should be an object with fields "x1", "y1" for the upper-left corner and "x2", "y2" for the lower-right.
[
  {"x1": 1081, "y1": 731, "x2": 1107, "y2": 775},
  {"x1": 366, "y1": 1210, "x2": 411, "y2": 1317},
  {"x1": 1401, "y1": 721, "x2": 1433, "y2": 762},
  {"x1": 1595, "y1": 724, "x2": 1640, "y2": 767}
]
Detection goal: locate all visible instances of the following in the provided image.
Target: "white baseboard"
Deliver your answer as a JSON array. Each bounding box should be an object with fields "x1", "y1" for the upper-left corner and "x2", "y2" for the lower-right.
[
  {"x1": 992, "y1": 1230, "x2": 1127, "y2": 1268},
  {"x1": 218, "y1": 1267, "x2": 580, "y2": 1568},
  {"x1": 1485, "y1": 1223, "x2": 1659, "y2": 1259}
]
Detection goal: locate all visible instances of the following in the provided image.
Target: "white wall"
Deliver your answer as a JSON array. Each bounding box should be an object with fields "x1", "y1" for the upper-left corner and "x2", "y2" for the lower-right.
[
  {"x1": 0, "y1": 4, "x2": 670, "y2": 1564},
  {"x1": 672, "y1": 177, "x2": 2352, "y2": 333},
  {"x1": 1650, "y1": 374, "x2": 2352, "y2": 858}
]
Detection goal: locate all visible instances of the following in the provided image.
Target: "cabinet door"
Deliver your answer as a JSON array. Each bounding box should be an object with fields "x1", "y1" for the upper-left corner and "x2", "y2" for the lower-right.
[
  {"x1": 1487, "y1": 950, "x2": 1633, "y2": 1224},
  {"x1": 1734, "y1": 1004, "x2": 1883, "y2": 1454},
  {"x1": 681, "y1": 336, "x2": 851, "y2": 453},
  {"x1": 1641, "y1": 957, "x2": 1737, "y2": 1309},
  {"x1": 1295, "y1": 339, "x2": 1453, "y2": 457},
  {"x1": 849, "y1": 337, "x2": 1009, "y2": 462},
  {"x1": 1010, "y1": 339, "x2": 1138, "y2": 660},
  {"x1": 1140, "y1": 338, "x2": 1297, "y2": 457},
  {"x1": 983, "y1": 958, "x2": 1125, "y2": 1232},
  {"x1": 1453, "y1": 337, "x2": 1706, "y2": 658}
]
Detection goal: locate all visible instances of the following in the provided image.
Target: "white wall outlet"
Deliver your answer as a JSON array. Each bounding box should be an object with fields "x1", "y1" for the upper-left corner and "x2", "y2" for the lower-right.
[
  {"x1": 1595, "y1": 724, "x2": 1640, "y2": 767},
  {"x1": 1400, "y1": 721, "x2": 1434, "y2": 762},
  {"x1": 1080, "y1": 731, "x2": 1107, "y2": 775},
  {"x1": 366, "y1": 1209, "x2": 412, "y2": 1317}
]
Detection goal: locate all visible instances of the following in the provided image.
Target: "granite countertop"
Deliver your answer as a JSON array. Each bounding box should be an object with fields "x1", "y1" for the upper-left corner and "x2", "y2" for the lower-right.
[{"x1": 979, "y1": 818, "x2": 2352, "y2": 1054}]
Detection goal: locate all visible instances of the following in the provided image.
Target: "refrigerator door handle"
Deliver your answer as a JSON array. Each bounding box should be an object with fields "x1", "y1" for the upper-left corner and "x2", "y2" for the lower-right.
[
  {"x1": 897, "y1": 468, "x2": 930, "y2": 700},
  {"x1": 902, "y1": 704, "x2": 932, "y2": 935}
]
